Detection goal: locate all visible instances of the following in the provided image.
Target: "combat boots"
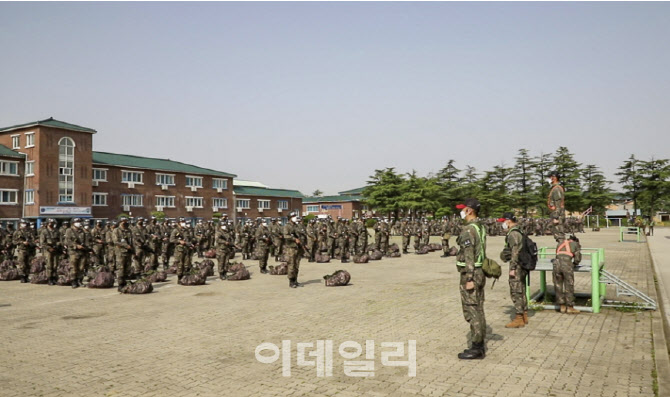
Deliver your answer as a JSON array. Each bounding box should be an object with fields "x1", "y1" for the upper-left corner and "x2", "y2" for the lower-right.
[
  {"x1": 559, "y1": 305, "x2": 567, "y2": 313},
  {"x1": 71, "y1": 279, "x2": 79, "y2": 289},
  {"x1": 177, "y1": 275, "x2": 183, "y2": 285},
  {"x1": 523, "y1": 311, "x2": 529, "y2": 325},
  {"x1": 260, "y1": 267, "x2": 268, "y2": 274},
  {"x1": 48, "y1": 276, "x2": 56, "y2": 286},
  {"x1": 566, "y1": 306, "x2": 581, "y2": 314},
  {"x1": 219, "y1": 272, "x2": 227, "y2": 280},
  {"x1": 20, "y1": 275, "x2": 29, "y2": 283},
  {"x1": 117, "y1": 280, "x2": 126, "y2": 292},
  {"x1": 505, "y1": 314, "x2": 525, "y2": 328},
  {"x1": 289, "y1": 278, "x2": 301, "y2": 288},
  {"x1": 458, "y1": 342, "x2": 485, "y2": 360}
]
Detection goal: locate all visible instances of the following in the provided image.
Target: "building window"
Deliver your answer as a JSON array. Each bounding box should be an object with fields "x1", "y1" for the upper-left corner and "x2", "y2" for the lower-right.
[
  {"x1": 121, "y1": 170, "x2": 143, "y2": 183},
  {"x1": 11, "y1": 135, "x2": 20, "y2": 149},
  {"x1": 92, "y1": 193, "x2": 108, "y2": 206},
  {"x1": 156, "y1": 195, "x2": 176, "y2": 208},
  {"x1": 156, "y1": 173, "x2": 175, "y2": 186},
  {"x1": 0, "y1": 161, "x2": 19, "y2": 176},
  {"x1": 186, "y1": 176, "x2": 203, "y2": 188},
  {"x1": 25, "y1": 190, "x2": 35, "y2": 205},
  {"x1": 25, "y1": 133, "x2": 35, "y2": 148},
  {"x1": 185, "y1": 196, "x2": 204, "y2": 208},
  {"x1": 213, "y1": 198, "x2": 227, "y2": 209},
  {"x1": 121, "y1": 194, "x2": 143, "y2": 207},
  {"x1": 278, "y1": 200, "x2": 289, "y2": 210},
  {"x1": 25, "y1": 161, "x2": 35, "y2": 176},
  {"x1": 0, "y1": 189, "x2": 18, "y2": 205},
  {"x1": 258, "y1": 199, "x2": 271, "y2": 209},
  {"x1": 58, "y1": 137, "x2": 75, "y2": 203},
  {"x1": 306, "y1": 205, "x2": 319, "y2": 212},
  {"x1": 93, "y1": 168, "x2": 107, "y2": 181},
  {"x1": 212, "y1": 178, "x2": 227, "y2": 189},
  {"x1": 236, "y1": 199, "x2": 250, "y2": 209}
]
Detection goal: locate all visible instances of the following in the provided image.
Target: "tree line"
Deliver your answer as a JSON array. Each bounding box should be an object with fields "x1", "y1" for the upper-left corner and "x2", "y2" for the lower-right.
[{"x1": 361, "y1": 147, "x2": 670, "y2": 220}]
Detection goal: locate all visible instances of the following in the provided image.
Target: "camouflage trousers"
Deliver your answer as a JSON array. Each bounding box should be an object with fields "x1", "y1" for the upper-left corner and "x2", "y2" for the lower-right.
[
  {"x1": 337, "y1": 237, "x2": 348, "y2": 258},
  {"x1": 550, "y1": 209, "x2": 566, "y2": 241},
  {"x1": 374, "y1": 233, "x2": 381, "y2": 250},
  {"x1": 174, "y1": 248, "x2": 188, "y2": 277},
  {"x1": 216, "y1": 249, "x2": 232, "y2": 274},
  {"x1": 69, "y1": 252, "x2": 86, "y2": 281},
  {"x1": 356, "y1": 238, "x2": 368, "y2": 256},
  {"x1": 133, "y1": 249, "x2": 146, "y2": 275},
  {"x1": 421, "y1": 234, "x2": 429, "y2": 248},
  {"x1": 509, "y1": 265, "x2": 527, "y2": 315},
  {"x1": 459, "y1": 268, "x2": 487, "y2": 344},
  {"x1": 441, "y1": 237, "x2": 450, "y2": 253},
  {"x1": 327, "y1": 238, "x2": 336, "y2": 257},
  {"x1": 106, "y1": 247, "x2": 117, "y2": 272},
  {"x1": 285, "y1": 246, "x2": 301, "y2": 280},
  {"x1": 257, "y1": 245, "x2": 270, "y2": 270},
  {"x1": 115, "y1": 251, "x2": 132, "y2": 283},
  {"x1": 16, "y1": 250, "x2": 33, "y2": 277},
  {"x1": 44, "y1": 250, "x2": 59, "y2": 280},
  {"x1": 413, "y1": 236, "x2": 421, "y2": 251},
  {"x1": 402, "y1": 236, "x2": 410, "y2": 252},
  {"x1": 348, "y1": 237, "x2": 357, "y2": 256},
  {"x1": 553, "y1": 256, "x2": 575, "y2": 306},
  {"x1": 92, "y1": 245, "x2": 104, "y2": 266},
  {"x1": 380, "y1": 236, "x2": 389, "y2": 254},
  {"x1": 307, "y1": 238, "x2": 318, "y2": 261}
]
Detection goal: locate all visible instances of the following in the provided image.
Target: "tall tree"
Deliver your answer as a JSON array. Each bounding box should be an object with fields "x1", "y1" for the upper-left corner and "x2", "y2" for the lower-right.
[
  {"x1": 531, "y1": 152, "x2": 554, "y2": 217},
  {"x1": 511, "y1": 149, "x2": 535, "y2": 217},
  {"x1": 581, "y1": 164, "x2": 613, "y2": 215},
  {"x1": 398, "y1": 171, "x2": 441, "y2": 218},
  {"x1": 616, "y1": 155, "x2": 642, "y2": 217},
  {"x1": 362, "y1": 168, "x2": 406, "y2": 219},
  {"x1": 552, "y1": 146, "x2": 584, "y2": 212},
  {"x1": 478, "y1": 164, "x2": 514, "y2": 217},
  {"x1": 435, "y1": 159, "x2": 462, "y2": 213},
  {"x1": 636, "y1": 158, "x2": 670, "y2": 218},
  {"x1": 311, "y1": 189, "x2": 323, "y2": 197}
]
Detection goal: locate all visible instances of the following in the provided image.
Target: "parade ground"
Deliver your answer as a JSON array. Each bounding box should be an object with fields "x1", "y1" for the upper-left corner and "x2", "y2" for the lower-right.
[{"x1": 1, "y1": 228, "x2": 667, "y2": 397}]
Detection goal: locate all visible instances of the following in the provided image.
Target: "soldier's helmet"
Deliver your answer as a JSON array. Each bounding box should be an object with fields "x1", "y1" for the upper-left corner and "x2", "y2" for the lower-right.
[
  {"x1": 63, "y1": 220, "x2": 70, "y2": 225},
  {"x1": 178, "y1": 217, "x2": 185, "y2": 222},
  {"x1": 19, "y1": 218, "x2": 27, "y2": 224},
  {"x1": 96, "y1": 219, "x2": 103, "y2": 224}
]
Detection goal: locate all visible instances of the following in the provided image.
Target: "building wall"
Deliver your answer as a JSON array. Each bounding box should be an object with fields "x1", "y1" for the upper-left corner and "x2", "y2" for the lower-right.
[
  {"x1": 234, "y1": 195, "x2": 302, "y2": 221},
  {"x1": 91, "y1": 164, "x2": 235, "y2": 220},
  {"x1": 302, "y1": 201, "x2": 363, "y2": 219},
  {"x1": 0, "y1": 126, "x2": 93, "y2": 218},
  {"x1": 0, "y1": 155, "x2": 25, "y2": 220}
]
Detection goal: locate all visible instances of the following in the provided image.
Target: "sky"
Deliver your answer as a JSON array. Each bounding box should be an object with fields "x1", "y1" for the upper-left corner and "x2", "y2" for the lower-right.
[{"x1": 1, "y1": 2, "x2": 669, "y2": 196}]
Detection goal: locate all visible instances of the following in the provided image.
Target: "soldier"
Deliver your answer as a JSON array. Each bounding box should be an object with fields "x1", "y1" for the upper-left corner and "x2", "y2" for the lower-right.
[
  {"x1": 170, "y1": 218, "x2": 191, "y2": 285},
  {"x1": 271, "y1": 218, "x2": 284, "y2": 261},
  {"x1": 0, "y1": 223, "x2": 7, "y2": 261},
  {"x1": 327, "y1": 218, "x2": 338, "y2": 258},
  {"x1": 194, "y1": 219, "x2": 207, "y2": 258},
  {"x1": 64, "y1": 218, "x2": 88, "y2": 288},
  {"x1": 160, "y1": 219, "x2": 173, "y2": 270},
  {"x1": 498, "y1": 213, "x2": 528, "y2": 328},
  {"x1": 145, "y1": 217, "x2": 161, "y2": 270},
  {"x1": 355, "y1": 218, "x2": 369, "y2": 256},
  {"x1": 455, "y1": 198, "x2": 487, "y2": 360},
  {"x1": 255, "y1": 219, "x2": 273, "y2": 273},
  {"x1": 39, "y1": 219, "x2": 61, "y2": 285},
  {"x1": 81, "y1": 220, "x2": 94, "y2": 279},
  {"x1": 283, "y1": 212, "x2": 304, "y2": 288},
  {"x1": 441, "y1": 217, "x2": 451, "y2": 257},
  {"x1": 420, "y1": 219, "x2": 430, "y2": 249},
  {"x1": 373, "y1": 218, "x2": 382, "y2": 251},
  {"x1": 547, "y1": 171, "x2": 565, "y2": 241},
  {"x1": 347, "y1": 219, "x2": 359, "y2": 258},
  {"x1": 105, "y1": 221, "x2": 118, "y2": 270},
  {"x1": 413, "y1": 220, "x2": 423, "y2": 253},
  {"x1": 380, "y1": 219, "x2": 391, "y2": 255},
  {"x1": 112, "y1": 217, "x2": 133, "y2": 290},
  {"x1": 215, "y1": 221, "x2": 235, "y2": 279},
  {"x1": 306, "y1": 219, "x2": 318, "y2": 262},
  {"x1": 401, "y1": 219, "x2": 412, "y2": 254},
  {"x1": 13, "y1": 219, "x2": 36, "y2": 283},
  {"x1": 90, "y1": 220, "x2": 106, "y2": 267},
  {"x1": 554, "y1": 234, "x2": 582, "y2": 314}
]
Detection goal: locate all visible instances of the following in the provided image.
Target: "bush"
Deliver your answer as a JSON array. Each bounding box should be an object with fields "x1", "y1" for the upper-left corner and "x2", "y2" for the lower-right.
[
  {"x1": 365, "y1": 218, "x2": 377, "y2": 228},
  {"x1": 435, "y1": 207, "x2": 453, "y2": 219},
  {"x1": 151, "y1": 211, "x2": 166, "y2": 221},
  {"x1": 116, "y1": 213, "x2": 130, "y2": 219},
  {"x1": 303, "y1": 214, "x2": 316, "y2": 225}
]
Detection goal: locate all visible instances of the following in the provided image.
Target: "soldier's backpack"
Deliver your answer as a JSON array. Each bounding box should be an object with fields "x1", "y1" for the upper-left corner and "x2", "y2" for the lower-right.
[
  {"x1": 57, "y1": 274, "x2": 75, "y2": 286},
  {"x1": 145, "y1": 270, "x2": 168, "y2": 283},
  {"x1": 269, "y1": 263, "x2": 288, "y2": 275},
  {"x1": 369, "y1": 250, "x2": 383, "y2": 260},
  {"x1": 324, "y1": 270, "x2": 351, "y2": 286},
  {"x1": 388, "y1": 243, "x2": 400, "y2": 253},
  {"x1": 353, "y1": 254, "x2": 370, "y2": 263},
  {"x1": 30, "y1": 271, "x2": 49, "y2": 284},
  {"x1": 315, "y1": 253, "x2": 331, "y2": 263},
  {"x1": 197, "y1": 260, "x2": 215, "y2": 277},
  {"x1": 180, "y1": 273, "x2": 207, "y2": 286},
  {"x1": 30, "y1": 257, "x2": 46, "y2": 274},
  {"x1": 0, "y1": 268, "x2": 21, "y2": 281},
  {"x1": 88, "y1": 268, "x2": 115, "y2": 288},
  {"x1": 389, "y1": 251, "x2": 401, "y2": 258},
  {"x1": 204, "y1": 249, "x2": 216, "y2": 258},
  {"x1": 505, "y1": 228, "x2": 538, "y2": 271},
  {"x1": 166, "y1": 265, "x2": 177, "y2": 274},
  {"x1": 120, "y1": 280, "x2": 153, "y2": 294},
  {"x1": 227, "y1": 263, "x2": 250, "y2": 281}
]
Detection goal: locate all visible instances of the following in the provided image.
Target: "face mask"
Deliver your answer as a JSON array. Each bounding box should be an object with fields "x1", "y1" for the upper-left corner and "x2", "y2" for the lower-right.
[
  {"x1": 547, "y1": 178, "x2": 553, "y2": 184},
  {"x1": 291, "y1": 217, "x2": 298, "y2": 223},
  {"x1": 74, "y1": 222, "x2": 82, "y2": 228},
  {"x1": 502, "y1": 222, "x2": 509, "y2": 230},
  {"x1": 221, "y1": 225, "x2": 226, "y2": 230},
  {"x1": 262, "y1": 223, "x2": 267, "y2": 227},
  {"x1": 180, "y1": 222, "x2": 186, "y2": 227},
  {"x1": 460, "y1": 211, "x2": 467, "y2": 219}
]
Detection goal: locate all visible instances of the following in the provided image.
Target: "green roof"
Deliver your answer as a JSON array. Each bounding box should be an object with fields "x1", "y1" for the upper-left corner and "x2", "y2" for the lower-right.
[
  {"x1": 0, "y1": 144, "x2": 25, "y2": 158},
  {"x1": 234, "y1": 185, "x2": 304, "y2": 198},
  {"x1": 0, "y1": 117, "x2": 97, "y2": 134},
  {"x1": 92, "y1": 151, "x2": 236, "y2": 178},
  {"x1": 303, "y1": 195, "x2": 361, "y2": 203},
  {"x1": 337, "y1": 187, "x2": 365, "y2": 195}
]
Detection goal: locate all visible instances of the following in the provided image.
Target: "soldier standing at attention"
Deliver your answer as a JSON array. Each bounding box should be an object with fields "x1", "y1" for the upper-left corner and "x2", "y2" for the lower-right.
[
  {"x1": 170, "y1": 218, "x2": 190, "y2": 285},
  {"x1": 306, "y1": 219, "x2": 318, "y2": 262},
  {"x1": 13, "y1": 219, "x2": 36, "y2": 283},
  {"x1": 105, "y1": 221, "x2": 118, "y2": 270},
  {"x1": 455, "y1": 198, "x2": 487, "y2": 360},
  {"x1": 215, "y1": 222, "x2": 235, "y2": 279},
  {"x1": 91, "y1": 220, "x2": 106, "y2": 266},
  {"x1": 497, "y1": 213, "x2": 528, "y2": 328},
  {"x1": 547, "y1": 171, "x2": 565, "y2": 241},
  {"x1": 440, "y1": 217, "x2": 451, "y2": 257},
  {"x1": 255, "y1": 220, "x2": 273, "y2": 274},
  {"x1": 373, "y1": 219, "x2": 382, "y2": 251},
  {"x1": 40, "y1": 219, "x2": 62, "y2": 286},
  {"x1": 283, "y1": 212, "x2": 303, "y2": 288},
  {"x1": 554, "y1": 234, "x2": 582, "y2": 314},
  {"x1": 356, "y1": 218, "x2": 369, "y2": 256},
  {"x1": 413, "y1": 220, "x2": 422, "y2": 253},
  {"x1": 113, "y1": 217, "x2": 133, "y2": 291},
  {"x1": 401, "y1": 219, "x2": 412, "y2": 254},
  {"x1": 64, "y1": 218, "x2": 88, "y2": 289}
]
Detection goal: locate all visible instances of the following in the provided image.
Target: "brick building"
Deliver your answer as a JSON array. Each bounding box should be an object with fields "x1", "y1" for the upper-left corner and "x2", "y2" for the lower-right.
[
  {"x1": 233, "y1": 180, "x2": 304, "y2": 222},
  {"x1": 0, "y1": 117, "x2": 237, "y2": 225}
]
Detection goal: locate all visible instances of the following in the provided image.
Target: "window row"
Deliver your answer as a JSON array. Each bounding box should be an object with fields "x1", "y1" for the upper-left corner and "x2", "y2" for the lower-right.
[
  {"x1": 11, "y1": 132, "x2": 34, "y2": 150},
  {"x1": 0, "y1": 160, "x2": 19, "y2": 176},
  {"x1": 235, "y1": 199, "x2": 289, "y2": 210},
  {"x1": 92, "y1": 193, "x2": 229, "y2": 210},
  {"x1": 93, "y1": 168, "x2": 227, "y2": 190}
]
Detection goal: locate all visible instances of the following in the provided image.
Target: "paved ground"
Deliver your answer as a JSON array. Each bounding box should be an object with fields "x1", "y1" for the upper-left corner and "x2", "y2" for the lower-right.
[{"x1": 0, "y1": 228, "x2": 661, "y2": 397}]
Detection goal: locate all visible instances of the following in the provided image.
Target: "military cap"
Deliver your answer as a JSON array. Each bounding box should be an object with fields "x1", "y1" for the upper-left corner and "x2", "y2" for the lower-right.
[
  {"x1": 496, "y1": 212, "x2": 517, "y2": 223},
  {"x1": 548, "y1": 170, "x2": 560, "y2": 179},
  {"x1": 456, "y1": 198, "x2": 481, "y2": 213}
]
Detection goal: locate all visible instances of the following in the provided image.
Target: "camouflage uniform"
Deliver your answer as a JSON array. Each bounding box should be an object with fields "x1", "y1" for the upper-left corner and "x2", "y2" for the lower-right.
[
  {"x1": 504, "y1": 227, "x2": 526, "y2": 315},
  {"x1": 39, "y1": 225, "x2": 62, "y2": 284},
  {"x1": 456, "y1": 219, "x2": 487, "y2": 346},
  {"x1": 548, "y1": 183, "x2": 566, "y2": 240},
  {"x1": 132, "y1": 223, "x2": 148, "y2": 275},
  {"x1": 64, "y1": 225, "x2": 88, "y2": 285},
  {"x1": 255, "y1": 224, "x2": 273, "y2": 272},
  {"x1": 13, "y1": 227, "x2": 36, "y2": 280},
  {"x1": 356, "y1": 220, "x2": 368, "y2": 255},
  {"x1": 105, "y1": 224, "x2": 117, "y2": 270},
  {"x1": 90, "y1": 224, "x2": 106, "y2": 266},
  {"x1": 441, "y1": 221, "x2": 451, "y2": 256},
  {"x1": 553, "y1": 238, "x2": 582, "y2": 308},
  {"x1": 401, "y1": 222, "x2": 412, "y2": 253},
  {"x1": 170, "y1": 225, "x2": 190, "y2": 280},
  {"x1": 215, "y1": 226, "x2": 235, "y2": 277},
  {"x1": 283, "y1": 220, "x2": 303, "y2": 287},
  {"x1": 112, "y1": 223, "x2": 133, "y2": 287},
  {"x1": 306, "y1": 222, "x2": 317, "y2": 262}
]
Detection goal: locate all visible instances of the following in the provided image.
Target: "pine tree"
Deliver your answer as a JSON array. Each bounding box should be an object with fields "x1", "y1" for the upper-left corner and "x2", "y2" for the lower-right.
[
  {"x1": 552, "y1": 146, "x2": 583, "y2": 213},
  {"x1": 581, "y1": 164, "x2": 613, "y2": 215},
  {"x1": 616, "y1": 155, "x2": 642, "y2": 217},
  {"x1": 362, "y1": 168, "x2": 405, "y2": 219},
  {"x1": 636, "y1": 158, "x2": 670, "y2": 218},
  {"x1": 511, "y1": 149, "x2": 535, "y2": 217},
  {"x1": 531, "y1": 152, "x2": 553, "y2": 217}
]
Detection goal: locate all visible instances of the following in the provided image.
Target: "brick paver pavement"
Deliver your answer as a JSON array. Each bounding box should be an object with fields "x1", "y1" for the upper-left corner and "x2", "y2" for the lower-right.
[{"x1": 0, "y1": 228, "x2": 659, "y2": 396}]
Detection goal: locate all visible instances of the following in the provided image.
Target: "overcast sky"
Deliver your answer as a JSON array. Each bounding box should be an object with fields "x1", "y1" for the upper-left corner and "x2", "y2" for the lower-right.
[{"x1": 1, "y1": 2, "x2": 669, "y2": 195}]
